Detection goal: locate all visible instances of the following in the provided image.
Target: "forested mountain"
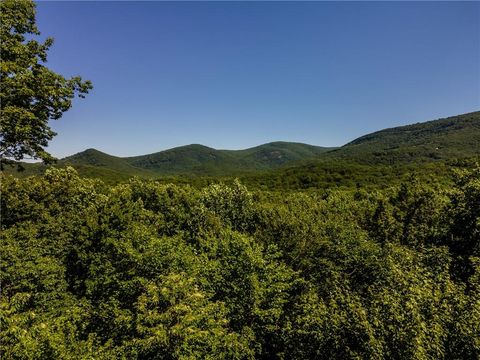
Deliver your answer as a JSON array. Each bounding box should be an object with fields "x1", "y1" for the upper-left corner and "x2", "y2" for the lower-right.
[
  {"x1": 6, "y1": 111, "x2": 480, "y2": 185},
  {"x1": 63, "y1": 148, "x2": 157, "y2": 177},
  {"x1": 58, "y1": 111, "x2": 480, "y2": 173},
  {"x1": 239, "y1": 112, "x2": 480, "y2": 190},
  {"x1": 329, "y1": 111, "x2": 480, "y2": 164},
  {"x1": 64, "y1": 142, "x2": 334, "y2": 176}
]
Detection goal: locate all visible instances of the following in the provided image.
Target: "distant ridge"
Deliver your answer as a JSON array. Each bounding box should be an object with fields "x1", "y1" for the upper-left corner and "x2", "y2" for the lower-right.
[
  {"x1": 241, "y1": 111, "x2": 480, "y2": 190},
  {"x1": 63, "y1": 142, "x2": 335, "y2": 176},
  {"x1": 8, "y1": 111, "x2": 480, "y2": 182},
  {"x1": 330, "y1": 111, "x2": 480, "y2": 163}
]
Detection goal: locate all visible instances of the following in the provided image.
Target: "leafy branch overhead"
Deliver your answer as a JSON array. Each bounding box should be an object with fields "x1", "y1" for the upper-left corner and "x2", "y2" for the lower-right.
[{"x1": 0, "y1": 0, "x2": 92, "y2": 167}]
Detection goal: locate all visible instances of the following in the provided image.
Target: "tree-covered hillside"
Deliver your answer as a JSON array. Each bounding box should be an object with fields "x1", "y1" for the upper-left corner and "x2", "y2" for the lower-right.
[
  {"x1": 329, "y1": 111, "x2": 480, "y2": 164},
  {"x1": 240, "y1": 159, "x2": 457, "y2": 191},
  {"x1": 63, "y1": 148, "x2": 157, "y2": 178},
  {"x1": 61, "y1": 142, "x2": 333, "y2": 177},
  {"x1": 8, "y1": 111, "x2": 479, "y2": 185},
  {"x1": 62, "y1": 111, "x2": 480, "y2": 175}
]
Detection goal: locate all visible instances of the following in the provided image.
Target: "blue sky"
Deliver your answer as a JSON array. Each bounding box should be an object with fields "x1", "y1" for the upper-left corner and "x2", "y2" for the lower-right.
[{"x1": 36, "y1": 1, "x2": 479, "y2": 158}]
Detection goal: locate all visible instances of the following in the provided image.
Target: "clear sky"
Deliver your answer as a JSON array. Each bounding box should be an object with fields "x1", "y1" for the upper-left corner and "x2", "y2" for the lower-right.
[{"x1": 35, "y1": 1, "x2": 479, "y2": 158}]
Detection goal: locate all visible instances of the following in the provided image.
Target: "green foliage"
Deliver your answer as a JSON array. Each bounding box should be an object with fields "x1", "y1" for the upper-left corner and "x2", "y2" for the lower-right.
[
  {"x1": 441, "y1": 164, "x2": 480, "y2": 281},
  {"x1": 7, "y1": 111, "x2": 479, "y2": 186},
  {"x1": 335, "y1": 111, "x2": 480, "y2": 164},
  {"x1": 125, "y1": 142, "x2": 333, "y2": 175},
  {"x1": 2, "y1": 3, "x2": 478, "y2": 358},
  {"x1": 241, "y1": 159, "x2": 455, "y2": 192},
  {"x1": 59, "y1": 142, "x2": 332, "y2": 177},
  {"x1": 201, "y1": 180, "x2": 256, "y2": 232},
  {"x1": 1, "y1": 166, "x2": 480, "y2": 359},
  {"x1": 0, "y1": 0, "x2": 92, "y2": 166}
]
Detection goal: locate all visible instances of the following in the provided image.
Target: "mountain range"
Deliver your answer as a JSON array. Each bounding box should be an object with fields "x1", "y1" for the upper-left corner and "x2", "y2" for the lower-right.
[
  {"x1": 7, "y1": 111, "x2": 480, "y2": 183},
  {"x1": 63, "y1": 141, "x2": 334, "y2": 177}
]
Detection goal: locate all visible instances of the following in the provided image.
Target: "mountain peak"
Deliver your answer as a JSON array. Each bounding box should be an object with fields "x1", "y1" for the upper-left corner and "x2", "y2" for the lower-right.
[{"x1": 53, "y1": 110, "x2": 480, "y2": 178}]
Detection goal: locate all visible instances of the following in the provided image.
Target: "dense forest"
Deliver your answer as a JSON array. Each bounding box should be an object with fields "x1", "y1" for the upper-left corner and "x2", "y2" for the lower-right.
[
  {"x1": 1, "y1": 0, "x2": 480, "y2": 358},
  {"x1": 1, "y1": 162, "x2": 479, "y2": 359}
]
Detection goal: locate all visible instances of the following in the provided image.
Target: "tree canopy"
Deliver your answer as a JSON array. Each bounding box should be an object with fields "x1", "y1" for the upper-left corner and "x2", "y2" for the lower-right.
[
  {"x1": 1, "y1": 165, "x2": 479, "y2": 359},
  {"x1": 0, "y1": 0, "x2": 92, "y2": 167}
]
